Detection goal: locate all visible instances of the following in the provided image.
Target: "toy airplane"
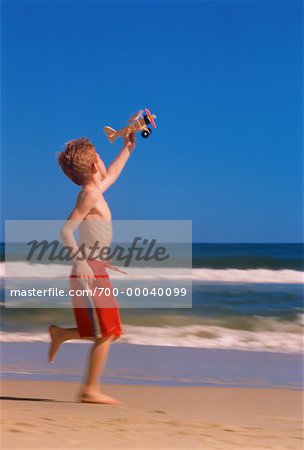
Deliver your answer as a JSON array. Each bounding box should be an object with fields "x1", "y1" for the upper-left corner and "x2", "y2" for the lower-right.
[{"x1": 104, "y1": 108, "x2": 157, "y2": 143}]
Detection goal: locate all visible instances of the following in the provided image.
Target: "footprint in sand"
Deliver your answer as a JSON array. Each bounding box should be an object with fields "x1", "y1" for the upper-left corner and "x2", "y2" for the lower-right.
[
  {"x1": 219, "y1": 425, "x2": 247, "y2": 433},
  {"x1": 64, "y1": 439, "x2": 88, "y2": 445},
  {"x1": 8, "y1": 427, "x2": 41, "y2": 434},
  {"x1": 39, "y1": 417, "x2": 56, "y2": 422},
  {"x1": 151, "y1": 409, "x2": 167, "y2": 415},
  {"x1": 15, "y1": 422, "x2": 35, "y2": 427},
  {"x1": 162, "y1": 419, "x2": 179, "y2": 426}
]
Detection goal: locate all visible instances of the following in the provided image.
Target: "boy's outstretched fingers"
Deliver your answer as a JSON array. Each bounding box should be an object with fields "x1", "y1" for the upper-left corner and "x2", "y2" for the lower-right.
[{"x1": 124, "y1": 131, "x2": 136, "y2": 152}]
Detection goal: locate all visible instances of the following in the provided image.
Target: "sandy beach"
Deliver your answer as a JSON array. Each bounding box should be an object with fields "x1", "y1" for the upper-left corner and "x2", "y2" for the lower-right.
[
  {"x1": 1, "y1": 341, "x2": 303, "y2": 449},
  {"x1": 1, "y1": 380, "x2": 303, "y2": 450}
]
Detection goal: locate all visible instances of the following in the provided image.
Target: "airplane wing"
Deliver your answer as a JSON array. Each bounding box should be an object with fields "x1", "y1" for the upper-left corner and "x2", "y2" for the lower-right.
[{"x1": 128, "y1": 110, "x2": 144, "y2": 122}]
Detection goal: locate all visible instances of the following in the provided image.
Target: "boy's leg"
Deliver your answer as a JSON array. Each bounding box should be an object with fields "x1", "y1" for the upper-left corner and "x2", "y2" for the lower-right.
[
  {"x1": 49, "y1": 327, "x2": 120, "y2": 403},
  {"x1": 48, "y1": 325, "x2": 95, "y2": 363},
  {"x1": 80, "y1": 335, "x2": 120, "y2": 405},
  {"x1": 49, "y1": 273, "x2": 99, "y2": 362},
  {"x1": 80, "y1": 335, "x2": 120, "y2": 404}
]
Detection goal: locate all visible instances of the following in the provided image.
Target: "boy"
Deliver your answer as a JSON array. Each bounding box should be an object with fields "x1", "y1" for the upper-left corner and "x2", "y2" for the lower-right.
[{"x1": 48, "y1": 131, "x2": 136, "y2": 404}]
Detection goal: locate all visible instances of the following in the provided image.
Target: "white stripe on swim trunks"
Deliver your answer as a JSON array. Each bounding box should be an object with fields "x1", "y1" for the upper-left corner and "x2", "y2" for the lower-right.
[{"x1": 83, "y1": 281, "x2": 99, "y2": 337}]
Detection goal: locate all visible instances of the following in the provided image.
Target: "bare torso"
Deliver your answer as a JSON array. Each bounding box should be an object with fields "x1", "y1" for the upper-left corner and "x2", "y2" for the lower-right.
[
  {"x1": 77, "y1": 189, "x2": 113, "y2": 257},
  {"x1": 78, "y1": 189, "x2": 112, "y2": 221}
]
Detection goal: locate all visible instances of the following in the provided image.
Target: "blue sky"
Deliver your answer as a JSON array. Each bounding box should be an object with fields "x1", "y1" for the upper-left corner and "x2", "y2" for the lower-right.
[{"x1": 1, "y1": 0, "x2": 302, "y2": 243}]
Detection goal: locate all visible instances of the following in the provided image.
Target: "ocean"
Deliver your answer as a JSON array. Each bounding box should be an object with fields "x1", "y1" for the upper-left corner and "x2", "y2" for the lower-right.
[{"x1": 1, "y1": 243, "x2": 303, "y2": 355}]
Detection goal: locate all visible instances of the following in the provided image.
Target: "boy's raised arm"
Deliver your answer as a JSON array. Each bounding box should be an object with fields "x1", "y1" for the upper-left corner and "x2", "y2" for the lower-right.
[{"x1": 105, "y1": 131, "x2": 136, "y2": 185}]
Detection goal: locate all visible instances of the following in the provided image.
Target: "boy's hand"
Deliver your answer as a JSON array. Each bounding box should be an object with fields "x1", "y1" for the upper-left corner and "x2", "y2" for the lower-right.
[
  {"x1": 123, "y1": 131, "x2": 136, "y2": 153},
  {"x1": 74, "y1": 260, "x2": 95, "y2": 287}
]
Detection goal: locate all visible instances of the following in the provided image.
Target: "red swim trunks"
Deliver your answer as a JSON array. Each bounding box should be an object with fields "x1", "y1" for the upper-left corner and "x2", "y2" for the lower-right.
[{"x1": 70, "y1": 260, "x2": 122, "y2": 339}]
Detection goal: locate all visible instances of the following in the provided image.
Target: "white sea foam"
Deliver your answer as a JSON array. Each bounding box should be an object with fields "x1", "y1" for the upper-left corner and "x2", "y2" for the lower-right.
[
  {"x1": 192, "y1": 268, "x2": 303, "y2": 284},
  {"x1": 1, "y1": 314, "x2": 303, "y2": 353},
  {"x1": 1, "y1": 262, "x2": 303, "y2": 284}
]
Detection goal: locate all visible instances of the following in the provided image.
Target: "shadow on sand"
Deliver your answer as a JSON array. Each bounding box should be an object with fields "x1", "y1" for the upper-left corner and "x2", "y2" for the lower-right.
[{"x1": 0, "y1": 396, "x2": 68, "y2": 402}]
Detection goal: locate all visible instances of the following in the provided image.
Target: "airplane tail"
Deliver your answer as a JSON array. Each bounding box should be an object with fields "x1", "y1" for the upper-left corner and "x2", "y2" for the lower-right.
[{"x1": 104, "y1": 126, "x2": 117, "y2": 143}]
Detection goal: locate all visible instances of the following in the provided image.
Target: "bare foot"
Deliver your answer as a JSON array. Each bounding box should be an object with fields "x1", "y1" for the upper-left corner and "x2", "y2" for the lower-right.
[
  {"x1": 48, "y1": 325, "x2": 64, "y2": 363},
  {"x1": 79, "y1": 391, "x2": 121, "y2": 405}
]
